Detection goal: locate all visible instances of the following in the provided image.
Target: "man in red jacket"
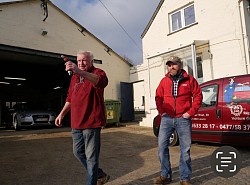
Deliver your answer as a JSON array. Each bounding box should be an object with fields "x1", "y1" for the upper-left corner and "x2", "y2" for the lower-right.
[
  {"x1": 55, "y1": 51, "x2": 109, "y2": 185},
  {"x1": 154, "y1": 56, "x2": 202, "y2": 185}
]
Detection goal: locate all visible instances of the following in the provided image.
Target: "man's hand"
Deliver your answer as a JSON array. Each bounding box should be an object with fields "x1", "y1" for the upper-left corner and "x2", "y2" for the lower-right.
[
  {"x1": 182, "y1": 112, "x2": 190, "y2": 119},
  {"x1": 55, "y1": 114, "x2": 64, "y2": 127},
  {"x1": 65, "y1": 61, "x2": 79, "y2": 74},
  {"x1": 161, "y1": 113, "x2": 167, "y2": 117}
]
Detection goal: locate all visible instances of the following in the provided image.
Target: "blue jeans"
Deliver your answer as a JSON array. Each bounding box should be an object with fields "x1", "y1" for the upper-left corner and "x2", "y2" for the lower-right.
[
  {"x1": 158, "y1": 115, "x2": 192, "y2": 181},
  {"x1": 72, "y1": 128, "x2": 105, "y2": 185}
]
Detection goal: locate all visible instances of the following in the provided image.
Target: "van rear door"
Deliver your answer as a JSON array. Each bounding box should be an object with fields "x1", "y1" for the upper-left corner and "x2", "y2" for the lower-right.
[{"x1": 192, "y1": 79, "x2": 223, "y2": 143}]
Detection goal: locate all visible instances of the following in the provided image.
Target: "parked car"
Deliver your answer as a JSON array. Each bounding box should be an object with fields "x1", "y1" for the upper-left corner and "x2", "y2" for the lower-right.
[
  {"x1": 153, "y1": 74, "x2": 250, "y2": 147},
  {"x1": 7, "y1": 102, "x2": 57, "y2": 131}
]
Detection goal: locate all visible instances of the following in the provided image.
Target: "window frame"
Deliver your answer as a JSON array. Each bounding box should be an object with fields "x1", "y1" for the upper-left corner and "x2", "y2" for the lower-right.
[{"x1": 169, "y1": 4, "x2": 196, "y2": 33}]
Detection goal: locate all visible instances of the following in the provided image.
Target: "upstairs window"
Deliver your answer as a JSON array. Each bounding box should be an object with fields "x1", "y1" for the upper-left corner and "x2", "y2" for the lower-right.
[{"x1": 170, "y1": 4, "x2": 196, "y2": 32}]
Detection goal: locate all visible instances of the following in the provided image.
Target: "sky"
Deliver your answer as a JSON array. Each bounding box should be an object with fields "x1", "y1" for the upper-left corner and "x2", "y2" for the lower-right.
[
  {"x1": 0, "y1": 0, "x2": 161, "y2": 65},
  {"x1": 50, "y1": 0, "x2": 161, "y2": 65}
]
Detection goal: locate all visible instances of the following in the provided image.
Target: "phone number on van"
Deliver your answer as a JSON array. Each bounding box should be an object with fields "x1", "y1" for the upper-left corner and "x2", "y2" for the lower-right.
[{"x1": 192, "y1": 123, "x2": 250, "y2": 131}]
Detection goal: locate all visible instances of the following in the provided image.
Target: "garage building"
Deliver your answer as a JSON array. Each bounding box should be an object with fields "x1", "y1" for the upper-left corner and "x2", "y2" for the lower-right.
[{"x1": 0, "y1": 0, "x2": 133, "y2": 125}]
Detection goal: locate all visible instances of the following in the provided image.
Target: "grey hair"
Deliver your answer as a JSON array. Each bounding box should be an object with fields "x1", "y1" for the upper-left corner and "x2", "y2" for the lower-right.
[{"x1": 77, "y1": 50, "x2": 94, "y2": 61}]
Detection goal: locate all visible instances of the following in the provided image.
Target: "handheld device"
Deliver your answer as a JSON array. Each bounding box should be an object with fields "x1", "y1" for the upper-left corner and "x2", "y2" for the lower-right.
[{"x1": 61, "y1": 55, "x2": 72, "y2": 76}]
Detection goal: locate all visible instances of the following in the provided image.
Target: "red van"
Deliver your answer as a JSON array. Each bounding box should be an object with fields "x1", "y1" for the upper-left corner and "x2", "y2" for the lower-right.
[{"x1": 153, "y1": 74, "x2": 250, "y2": 146}]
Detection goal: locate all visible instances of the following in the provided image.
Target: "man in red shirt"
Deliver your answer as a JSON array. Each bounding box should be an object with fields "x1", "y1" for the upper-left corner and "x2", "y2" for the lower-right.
[
  {"x1": 55, "y1": 51, "x2": 109, "y2": 185},
  {"x1": 154, "y1": 56, "x2": 202, "y2": 185}
]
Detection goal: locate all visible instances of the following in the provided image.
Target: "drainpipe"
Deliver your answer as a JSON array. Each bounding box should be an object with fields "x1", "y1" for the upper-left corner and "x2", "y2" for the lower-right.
[
  {"x1": 238, "y1": 0, "x2": 249, "y2": 74},
  {"x1": 191, "y1": 42, "x2": 197, "y2": 78},
  {"x1": 147, "y1": 58, "x2": 152, "y2": 115},
  {"x1": 208, "y1": 49, "x2": 214, "y2": 80}
]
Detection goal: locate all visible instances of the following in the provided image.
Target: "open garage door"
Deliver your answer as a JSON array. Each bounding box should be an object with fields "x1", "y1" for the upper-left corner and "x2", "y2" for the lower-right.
[{"x1": 0, "y1": 44, "x2": 74, "y2": 125}]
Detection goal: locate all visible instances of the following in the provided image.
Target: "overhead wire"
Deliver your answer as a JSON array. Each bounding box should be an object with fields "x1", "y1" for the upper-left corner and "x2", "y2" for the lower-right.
[{"x1": 98, "y1": 0, "x2": 143, "y2": 54}]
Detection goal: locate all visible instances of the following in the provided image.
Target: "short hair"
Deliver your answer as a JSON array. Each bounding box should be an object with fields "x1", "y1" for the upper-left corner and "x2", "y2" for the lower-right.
[{"x1": 77, "y1": 50, "x2": 94, "y2": 61}]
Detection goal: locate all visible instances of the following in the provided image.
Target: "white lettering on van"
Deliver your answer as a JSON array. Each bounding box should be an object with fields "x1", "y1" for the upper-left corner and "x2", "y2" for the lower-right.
[
  {"x1": 243, "y1": 111, "x2": 250, "y2": 116},
  {"x1": 192, "y1": 123, "x2": 250, "y2": 131},
  {"x1": 232, "y1": 117, "x2": 245, "y2": 120}
]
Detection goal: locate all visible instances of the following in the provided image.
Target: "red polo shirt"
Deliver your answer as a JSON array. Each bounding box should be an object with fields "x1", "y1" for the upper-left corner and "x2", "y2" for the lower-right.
[{"x1": 66, "y1": 66, "x2": 108, "y2": 129}]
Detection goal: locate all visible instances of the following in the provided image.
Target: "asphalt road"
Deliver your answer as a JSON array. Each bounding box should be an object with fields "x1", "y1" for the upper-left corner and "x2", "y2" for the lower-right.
[{"x1": 0, "y1": 123, "x2": 250, "y2": 185}]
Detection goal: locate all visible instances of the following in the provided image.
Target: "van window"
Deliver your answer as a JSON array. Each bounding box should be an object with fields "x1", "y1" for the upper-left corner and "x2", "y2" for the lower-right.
[{"x1": 201, "y1": 84, "x2": 218, "y2": 107}]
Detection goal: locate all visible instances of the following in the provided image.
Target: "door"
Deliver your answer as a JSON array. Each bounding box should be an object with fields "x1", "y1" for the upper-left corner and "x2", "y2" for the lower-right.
[
  {"x1": 120, "y1": 82, "x2": 134, "y2": 122},
  {"x1": 192, "y1": 82, "x2": 223, "y2": 143}
]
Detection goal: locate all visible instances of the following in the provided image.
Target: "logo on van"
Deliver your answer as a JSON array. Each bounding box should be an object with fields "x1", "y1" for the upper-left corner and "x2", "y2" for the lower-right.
[{"x1": 229, "y1": 105, "x2": 243, "y2": 116}]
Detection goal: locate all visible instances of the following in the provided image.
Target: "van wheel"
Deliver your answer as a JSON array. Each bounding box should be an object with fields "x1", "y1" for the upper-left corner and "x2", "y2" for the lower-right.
[
  {"x1": 153, "y1": 115, "x2": 161, "y2": 137},
  {"x1": 13, "y1": 118, "x2": 20, "y2": 131},
  {"x1": 153, "y1": 115, "x2": 179, "y2": 146},
  {"x1": 169, "y1": 131, "x2": 179, "y2": 146}
]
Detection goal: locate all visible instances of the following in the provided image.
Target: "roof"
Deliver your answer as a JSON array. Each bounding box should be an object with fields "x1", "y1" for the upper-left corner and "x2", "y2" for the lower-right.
[
  {"x1": 0, "y1": 0, "x2": 133, "y2": 66},
  {"x1": 141, "y1": 0, "x2": 164, "y2": 39}
]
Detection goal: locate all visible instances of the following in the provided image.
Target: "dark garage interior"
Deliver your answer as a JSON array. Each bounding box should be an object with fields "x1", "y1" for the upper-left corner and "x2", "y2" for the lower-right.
[{"x1": 0, "y1": 44, "x2": 74, "y2": 126}]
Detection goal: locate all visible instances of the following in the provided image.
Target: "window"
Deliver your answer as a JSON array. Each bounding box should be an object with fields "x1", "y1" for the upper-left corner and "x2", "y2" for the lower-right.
[
  {"x1": 172, "y1": 11, "x2": 182, "y2": 31},
  {"x1": 141, "y1": 96, "x2": 145, "y2": 106},
  {"x1": 94, "y1": 59, "x2": 102, "y2": 64},
  {"x1": 183, "y1": 56, "x2": 203, "y2": 81},
  {"x1": 201, "y1": 85, "x2": 218, "y2": 108},
  {"x1": 184, "y1": 5, "x2": 195, "y2": 26},
  {"x1": 197, "y1": 56, "x2": 203, "y2": 78},
  {"x1": 186, "y1": 59, "x2": 193, "y2": 76},
  {"x1": 170, "y1": 4, "x2": 196, "y2": 32}
]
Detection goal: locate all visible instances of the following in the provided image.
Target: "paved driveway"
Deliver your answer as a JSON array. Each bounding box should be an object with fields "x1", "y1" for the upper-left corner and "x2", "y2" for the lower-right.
[{"x1": 0, "y1": 123, "x2": 249, "y2": 185}]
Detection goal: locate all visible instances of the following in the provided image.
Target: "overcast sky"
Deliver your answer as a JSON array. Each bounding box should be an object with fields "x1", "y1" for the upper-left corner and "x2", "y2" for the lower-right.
[
  {"x1": 50, "y1": 0, "x2": 161, "y2": 65},
  {"x1": 0, "y1": 0, "x2": 160, "y2": 65}
]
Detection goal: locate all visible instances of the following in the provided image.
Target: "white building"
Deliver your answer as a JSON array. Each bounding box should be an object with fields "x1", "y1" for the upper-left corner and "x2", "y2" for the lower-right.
[{"x1": 130, "y1": 0, "x2": 250, "y2": 127}]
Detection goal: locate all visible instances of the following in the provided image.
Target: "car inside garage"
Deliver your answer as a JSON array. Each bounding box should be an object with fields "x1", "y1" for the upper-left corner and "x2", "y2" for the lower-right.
[{"x1": 0, "y1": 44, "x2": 74, "y2": 126}]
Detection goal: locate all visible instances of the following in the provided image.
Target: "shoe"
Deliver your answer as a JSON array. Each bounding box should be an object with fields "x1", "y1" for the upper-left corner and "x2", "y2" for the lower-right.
[
  {"x1": 154, "y1": 176, "x2": 172, "y2": 184},
  {"x1": 179, "y1": 180, "x2": 192, "y2": 185},
  {"x1": 97, "y1": 172, "x2": 110, "y2": 185}
]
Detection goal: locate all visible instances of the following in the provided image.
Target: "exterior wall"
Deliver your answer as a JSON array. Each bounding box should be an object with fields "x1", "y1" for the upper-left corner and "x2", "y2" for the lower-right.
[
  {"x1": 139, "y1": 0, "x2": 250, "y2": 127},
  {"x1": 132, "y1": 81, "x2": 145, "y2": 111},
  {"x1": 143, "y1": 0, "x2": 248, "y2": 78},
  {"x1": 0, "y1": 0, "x2": 131, "y2": 101},
  {"x1": 130, "y1": 65, "x2": 147, "y2": 111},
  {"x1": 242, "y1": 0, "x2": 250, "y2": 74},
  {"x1": 130, "y1": 57, "x2": 163, "y2": 127}
]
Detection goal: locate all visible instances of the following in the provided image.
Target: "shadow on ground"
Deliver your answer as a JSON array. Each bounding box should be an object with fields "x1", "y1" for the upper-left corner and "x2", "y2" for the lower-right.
[{"x1": 124, "y1": 143, "x2": 250, "y2": 185}]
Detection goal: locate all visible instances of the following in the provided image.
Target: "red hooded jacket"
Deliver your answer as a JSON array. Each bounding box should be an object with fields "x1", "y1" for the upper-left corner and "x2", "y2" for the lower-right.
[{"x1": 155, "y1": 69, "x2": 202, "y2": 118}]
